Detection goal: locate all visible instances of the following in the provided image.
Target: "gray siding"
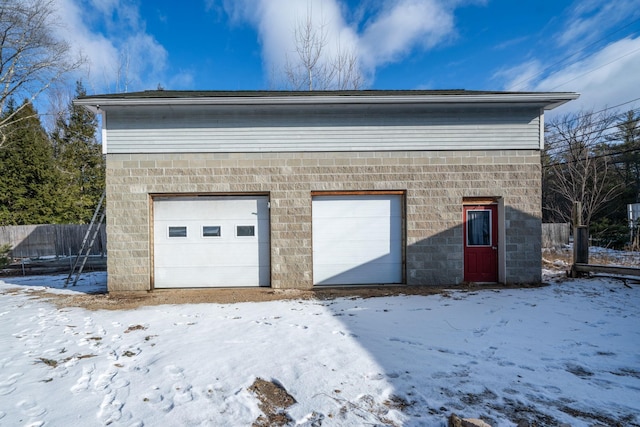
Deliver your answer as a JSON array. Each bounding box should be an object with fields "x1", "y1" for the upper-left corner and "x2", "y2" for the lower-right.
[{"x1": 104, "y1": 105, "x2": 541, "y2": 154}]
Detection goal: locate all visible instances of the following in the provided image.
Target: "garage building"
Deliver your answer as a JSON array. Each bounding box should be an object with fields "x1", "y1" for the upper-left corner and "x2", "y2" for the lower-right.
[{"x1": 75, "y1": 90, "x2": 578, "y2": 293}]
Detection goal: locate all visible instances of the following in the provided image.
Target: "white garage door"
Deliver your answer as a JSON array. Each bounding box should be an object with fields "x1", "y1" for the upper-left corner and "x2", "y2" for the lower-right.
[
  {"x1": 153, "y1": 196, "x2": 270, "y2": 288},
  {"x1": 312, "y1": 194, "x2": 403, "y2": 285}
]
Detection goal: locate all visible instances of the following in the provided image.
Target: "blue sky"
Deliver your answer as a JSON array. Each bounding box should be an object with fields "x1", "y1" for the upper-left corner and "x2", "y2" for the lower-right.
[{"x1": 54, "y1": 0, "x2": 640, "y2": 115}]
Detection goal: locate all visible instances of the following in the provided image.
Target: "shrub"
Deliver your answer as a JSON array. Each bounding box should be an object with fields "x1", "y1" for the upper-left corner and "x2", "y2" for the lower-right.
[
  {"x1": 0, "y1": 243, "x2": 12, "y2": 267},
  {"x1": 590, "y1": 218, "x2": 631, "y2": 249}
]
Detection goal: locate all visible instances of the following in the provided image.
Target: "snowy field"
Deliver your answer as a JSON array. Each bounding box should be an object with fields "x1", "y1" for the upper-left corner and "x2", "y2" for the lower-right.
[{"x1": 1, "y1": 257, "x2": 639, "y2": 426}]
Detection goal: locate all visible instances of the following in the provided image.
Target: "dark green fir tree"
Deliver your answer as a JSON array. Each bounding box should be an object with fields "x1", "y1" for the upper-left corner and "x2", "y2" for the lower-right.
[
  {"x1": 51, "y1": 81, "x2": 105, "y2": 223},
  {"x1": 0, "y1": 100, "x2": 71, "y2": 225}
]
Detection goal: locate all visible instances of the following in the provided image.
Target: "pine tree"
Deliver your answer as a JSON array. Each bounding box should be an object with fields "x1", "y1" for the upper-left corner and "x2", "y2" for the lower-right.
[
  {"x1": 51, "y1": 81, "x2": 105, "y2": 223},
  {"x1": 613, "y1": 111, "x2": 640, "y2": 204},
  {"x1": 0, "y1": 100, "x2": 71, "y2": 225}
]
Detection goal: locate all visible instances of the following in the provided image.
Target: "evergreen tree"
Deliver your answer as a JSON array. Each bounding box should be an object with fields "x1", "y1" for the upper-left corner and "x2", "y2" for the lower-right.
[
  {"x1": 51, "y1": 81, "x2": 105, "y2": 223},
  {"x1": 0, "y1": 100, "x2": 71, "y2": 225},
  {"x1": 611, "y1": 111, "x2": 640, "y2": 205}
]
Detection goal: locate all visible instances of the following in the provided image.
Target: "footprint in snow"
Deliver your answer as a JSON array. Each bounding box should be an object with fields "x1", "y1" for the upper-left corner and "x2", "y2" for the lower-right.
[
  {"x1": 84, "y1": 316, "x2": 94, "y2": 328},
  {"x1": 289, "y1": 323, "x2": 309, "y2": 329},
  {"x1": 365, "y1": 372, "x2": 385, "y2": 381},
  {"x1": 0, "y1": 372, "x2": 23, "y2": 396},
  {"x1": 332, "y1": 330, "x2": 357, "y2": 337},
  {"x1": 164, "y1": 365, "x2": 185, "y2": 380},
  {"x1": 141, "y1": 388, "x2": 164, "y2": 404},
  {"x1": 97, "y1": 391, "x2": 124, "y2": 425},
  {"x1": 16, "y1": 398, "x2": 47, "y2": 418},
  {"x1": 473, "y1": 326, "x2": 489, "y2": 337},
  {"x1": 0, "y1": 382, "x2": 16, "y2": 396},
  {"x1": 389, "y1": 337, "x2": 421, "y2": 346},
  {"x1": 94, "y1": 369, "x2": 117, "y2": 391},
  {"x1": 543, "y1": 385, "x2": 562, "y2": 394},
  {"x1": 71, "y1": 364, "x2": 95, "y2": 393},
  {"x1": 125, "y1": 364, "x2": 150, "y2": 375},
  {"x1": 112, "y1": 377, "x2": 131, "y2": 390},
  {"x1": 13, "y1": 328, "x2": 31, "y2": 340},
  {"x1": 172, "y1": 382, "x2": 194, "y2": 404},
  {"x1": 63, "y1": 325, "x2": 78, "y2": 335},
  {"x1": 144, "y1": 387, "x2": 174, "y2": 413},
  {"x1": 298, "y1": 411, "x2": 325, "y2": 426}
]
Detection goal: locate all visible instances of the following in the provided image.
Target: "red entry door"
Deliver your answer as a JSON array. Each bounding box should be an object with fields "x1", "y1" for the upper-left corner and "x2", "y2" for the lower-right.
[{"x1": 464, "y1": 204, "x2": 498, "y2": 283}]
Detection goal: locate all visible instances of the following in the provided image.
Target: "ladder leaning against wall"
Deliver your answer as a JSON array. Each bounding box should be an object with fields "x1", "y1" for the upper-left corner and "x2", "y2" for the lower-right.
[{"x1": 65, "y1": 190, "x2": 106, "y2": 287}]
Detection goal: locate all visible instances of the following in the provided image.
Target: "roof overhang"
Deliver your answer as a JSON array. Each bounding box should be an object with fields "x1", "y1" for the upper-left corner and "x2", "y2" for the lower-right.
[{"x1": 74, "y1": 90, "x2": 579, "y2": 114}]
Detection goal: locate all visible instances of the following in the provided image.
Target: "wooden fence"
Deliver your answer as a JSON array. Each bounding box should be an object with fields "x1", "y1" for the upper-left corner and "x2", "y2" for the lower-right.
[
  {"x1": 0, "y1": 224, "x2": 106, "y2": 258},
  {"x1": 542, "y1": 223, "x2": 570, "y2": 249}
]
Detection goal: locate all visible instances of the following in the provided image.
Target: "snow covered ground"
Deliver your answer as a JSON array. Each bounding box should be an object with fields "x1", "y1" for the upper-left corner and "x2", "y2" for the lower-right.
[{"x1": 1, "y1": 260, "x2": 639, "y2": 426}]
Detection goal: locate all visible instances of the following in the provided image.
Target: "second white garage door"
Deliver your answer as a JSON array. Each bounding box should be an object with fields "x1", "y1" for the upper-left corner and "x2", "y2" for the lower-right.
[
  {"x1": 312, "y1": 194, "x2": 403, "y2": 285},
  {"x1": 153, "y1": 196, "x2": 270, "y2": 288}
]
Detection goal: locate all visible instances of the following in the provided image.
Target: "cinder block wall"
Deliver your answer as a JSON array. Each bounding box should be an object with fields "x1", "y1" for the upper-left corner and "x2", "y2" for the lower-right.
[{"x1": 105, "y1": 150, "x2": 541, "y2": 292}]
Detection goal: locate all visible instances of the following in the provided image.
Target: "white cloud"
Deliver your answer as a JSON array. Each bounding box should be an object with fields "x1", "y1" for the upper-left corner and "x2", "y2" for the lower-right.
[
  {"x1": 496, "y1": 36, "x2": 640, "y2": 117},
  {"x1": 220, "y1": 0, "x2": 474, "y2": 87},
  {"x1": 493, "y1": 0, "x2": 640, "y2": 116},
  {"x1": 557, "y1": 0, "x2": 640, "y2": 48},
  {"x1": 222, "y1": 0, "x2": 359, "y2": 85},
  {"x1": 536, "y1": 36, "x2": 640, "y2": 115},
  {"x1": 493, "y1": 60, "x2": 544, "y2": 92},
  {"x1": 359, "y1": 0, "x2": 454, "y2": 69},
  {"x1": 51, "y1": 0, "x2": 169, "y2": 94}
]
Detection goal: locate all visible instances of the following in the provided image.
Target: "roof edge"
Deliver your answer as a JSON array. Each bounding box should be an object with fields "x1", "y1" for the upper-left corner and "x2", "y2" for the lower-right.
[{"x1": 74, "y1": 90, "x2": 579, "y2": 112}]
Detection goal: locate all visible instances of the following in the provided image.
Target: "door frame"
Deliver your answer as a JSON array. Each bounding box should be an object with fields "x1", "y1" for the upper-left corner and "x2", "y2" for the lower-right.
[
  {"x1": 149, "y1": 192, "x2": 271, "y2": 289},
  {"x1": 462, "y1": 198, "x2": 503, "y2": 283},
  {"x1": 310, "y1": 190, "x2": 406, "y2": 286}
]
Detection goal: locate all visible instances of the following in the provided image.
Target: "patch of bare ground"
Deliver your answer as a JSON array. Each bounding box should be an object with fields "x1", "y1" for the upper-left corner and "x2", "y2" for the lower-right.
[
  {"x1": 34, "y1": 283, "x2": 547, "y2": 310},
  {"x1": 486, "y1": 395, "x2": 640, "y2": 427},
  {"x1": 248, "y1": 378, "x2": 296, "y2": 427},
  {"x1": 558, "y1": 406, "x2": 638, "y2": 427}
]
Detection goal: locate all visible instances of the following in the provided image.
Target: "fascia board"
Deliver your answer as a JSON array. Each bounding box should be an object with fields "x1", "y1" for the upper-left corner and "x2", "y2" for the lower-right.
[{"x1": 74, "y1": 92, "x2": 579, "y2": 112}]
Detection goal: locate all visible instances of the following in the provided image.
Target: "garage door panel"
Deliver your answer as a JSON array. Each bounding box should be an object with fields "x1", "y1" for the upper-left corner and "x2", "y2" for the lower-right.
[
  {"x1": 154, "y1": 196, "x2": 258, "y2": 221},
  {"x1": 314, "y1": 262, "x2": 402, "y2": 286},
  {"x1": 312, "y1": 218, "x2": 396, "y2": 239},
  {"x1": 312, "y1": 240, "x2": 402, "y2": 264},
  {"x1": 155, "y1": 266, "x2": 267, "y2": 287},
  {"x1": 313, "y1": 197, "x2": 402, "y2": 218},
  {"x1": 154, "y1": 245, "x2": 267, "y2": 267},
  {"x1": 312, "y1": 194, "x2": 403, "y2": 286}
]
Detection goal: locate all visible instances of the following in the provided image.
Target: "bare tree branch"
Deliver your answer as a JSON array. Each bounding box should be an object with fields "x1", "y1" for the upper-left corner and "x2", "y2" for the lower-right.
[
  {"x1": 279, "y1": 3, "x2": 364, "y2": 91},
  {"x1": 544, "y1": 110, "x2": 621, "y2": 226},
  {"x1": 0, "y1": 0, "x2": 83, "y2": 147}
]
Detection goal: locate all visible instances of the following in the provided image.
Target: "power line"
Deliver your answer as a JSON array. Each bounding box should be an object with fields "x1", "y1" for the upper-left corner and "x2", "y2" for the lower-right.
[
  {"x1": 543, "y1": 146, "x2": 640, "y2": 169},
  {"x1": 544, "y1": 107, "x2": 640, "y2": 157},
  {"x1": 510, "y1": 16, "x2": 640, "y2": 91},
  {"x1": 557, "y1": 97, "x2": 640, "y2": 125},
  {"x1": 545, "y1": 129, "x2": 639, "y2": 158},
  {"x1": 570, "y1": 105, "x2": 640, "y2": 127},
  {"x1": 549, "y1": 45, "x2": 640, "y2": 91}
]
